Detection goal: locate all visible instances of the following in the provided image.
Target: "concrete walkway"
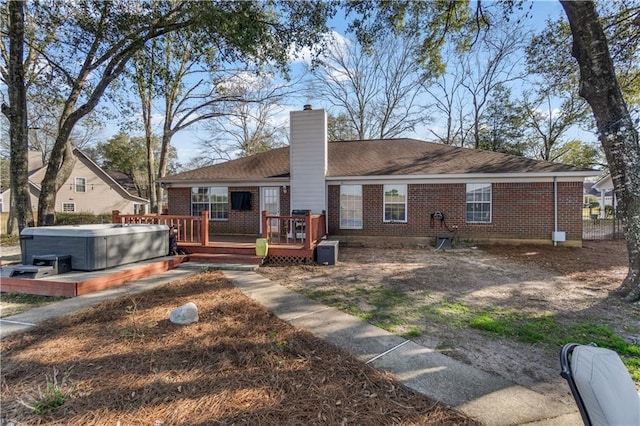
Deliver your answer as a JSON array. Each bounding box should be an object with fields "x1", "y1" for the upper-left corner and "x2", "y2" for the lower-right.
[
  {"x1": 224, "y1": 270, "x2": 581, "y2": 426},
  {"x1": 0, "y1": 264, "x2": 581, "y2": 425}
]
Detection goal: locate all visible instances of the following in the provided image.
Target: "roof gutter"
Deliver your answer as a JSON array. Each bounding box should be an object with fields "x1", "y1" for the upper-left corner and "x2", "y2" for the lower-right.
[
  {"x1": 159, "y1": 177, "x2": 290, "y2": 188},
  {"x1": 327, "y1": 171, "x2": 600, "y2": 184}
]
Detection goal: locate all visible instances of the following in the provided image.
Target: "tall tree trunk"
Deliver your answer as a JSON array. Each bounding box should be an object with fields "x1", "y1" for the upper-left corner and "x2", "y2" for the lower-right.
[
  {"x1": 1, "y1": 0, "x2": 34, "y2": 232},
  {"x1": 561, "y1": 1, "x2": 640, "y2": 302},
  {"x1": 37, "y1": 134, "x2": 75, "y2": 225},
  {"x1": 156, "y1": 127, "x2": 172, "y2": 214},
  {"x1": 6, "y1": 191, "x2": 19, "y2": 235}
]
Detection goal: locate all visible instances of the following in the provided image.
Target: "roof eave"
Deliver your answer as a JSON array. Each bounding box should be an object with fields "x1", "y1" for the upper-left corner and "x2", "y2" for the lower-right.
[
  {"x1": 160, "y1": 177, "x2": 290, "y2": 187},
  {"x1": 327, "y1": 170, "x2": 601, "y2": 182}
]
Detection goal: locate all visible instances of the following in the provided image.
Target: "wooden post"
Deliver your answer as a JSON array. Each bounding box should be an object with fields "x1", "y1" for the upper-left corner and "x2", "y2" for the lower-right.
[
  {"x1": 304, "y1": 210, "x2": 312, "y2": 250},
  {"x1": 112, "y1": 210, "x2": 120, "y2": 224},
  {"x1": 262, "y1": 211, "x2": 268, "y2": 239},
  {"x1": 200, "y1": 210, "x2": 209, "y2": 246},
  {"x1": 321, "y1": 210, "x2": 326, "y2": 238}
]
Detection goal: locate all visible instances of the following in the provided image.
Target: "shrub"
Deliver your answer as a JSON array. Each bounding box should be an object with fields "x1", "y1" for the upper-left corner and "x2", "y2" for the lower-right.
[{"x1": 55, "y1": 212, "x2": 112, "y2": 225}]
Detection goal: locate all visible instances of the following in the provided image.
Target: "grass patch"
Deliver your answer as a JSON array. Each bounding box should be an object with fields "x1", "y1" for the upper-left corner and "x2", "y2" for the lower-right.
[
  {"x1": 298, "y1": 283, "x2": 640, "y2": 381},
  {"x1": 19, "y1": 367, "x2": 75, "y2": 416},
  {"x1": 1, "y1": 234, "x2": 20, "y2": 246},
  {"x1": 306, "y1": 286, "x2": 413, "y2": 334},
  {"x1": 459, "y1": 305, "x2": 640, "y2": 380},
  {"x1": 1, "y1": 293, "x2": 66, "y2": 318}
]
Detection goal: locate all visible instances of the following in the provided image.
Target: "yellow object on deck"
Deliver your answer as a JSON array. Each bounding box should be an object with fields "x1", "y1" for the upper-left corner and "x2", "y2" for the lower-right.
[{"x1": 255, "y1": 238, "x2": 268, "y2": 257}]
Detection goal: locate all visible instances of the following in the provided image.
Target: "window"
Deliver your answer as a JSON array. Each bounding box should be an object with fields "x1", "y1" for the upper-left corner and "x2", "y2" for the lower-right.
[
  {"x1": 62, "y1": 202, "x2": 76, "y2": 213},
  {"x1": 383, "y1": 184, "x2": 407, "y2": 222},
  {"x1": 340, "y1": 185, "x2": 363, "y2": 229},
  {"x1": 466, "y1": 183, "x2": 492, "y2": 223},
  {"x1": 134, "y1": 204, "x2": 146, "y2": 214},
  {"x1": 191, "y1": 187, "x2": 209, "y2": 216},
  {"x1": 209, "y1": 187, "x2": 229, "y2": 219},
  {"x1": 74, "y1": 177, "x2": 87, "y2": 193},
  {"x1": 191, "y1": 187, "x2": 228, "y2": 220}
]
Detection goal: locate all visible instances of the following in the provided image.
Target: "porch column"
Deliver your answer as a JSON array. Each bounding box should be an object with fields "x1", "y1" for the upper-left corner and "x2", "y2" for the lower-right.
[{"x1": 600, "y1": 190, "x2": 606, "y2": 218}]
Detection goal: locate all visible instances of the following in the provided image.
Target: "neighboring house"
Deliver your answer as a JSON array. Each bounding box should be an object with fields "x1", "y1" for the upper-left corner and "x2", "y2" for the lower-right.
[
  {"x1": 160, "y1": 107, "x2": 600, "y2": 246},
  {"x1": 591, "y1": 173, "x2": 617, "y2": 218},
  {"x1": 0, "y1": 149, "x2": 149, "y2": 216}
]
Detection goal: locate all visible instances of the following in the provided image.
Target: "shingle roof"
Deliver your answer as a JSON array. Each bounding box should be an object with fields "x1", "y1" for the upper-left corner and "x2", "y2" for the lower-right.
[
  {"x1": 163, "y1": 146, "x2": 290, "y2": 182},
  {"x1": 161, "y1": 138, "x2": 593, "y2": 183}
]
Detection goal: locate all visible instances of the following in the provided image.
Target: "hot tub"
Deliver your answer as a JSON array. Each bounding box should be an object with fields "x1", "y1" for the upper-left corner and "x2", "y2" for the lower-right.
[{"x1": 20, "y1": 224, "x2": 169, "y2": 271}]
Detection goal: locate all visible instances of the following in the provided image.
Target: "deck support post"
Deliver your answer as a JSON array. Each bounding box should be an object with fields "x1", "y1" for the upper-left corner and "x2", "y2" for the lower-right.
[
  {"x1": 112, "y1": 210, "x2": 121, "y2": 224},
  {"x1": 200, "y1": 210, "x2": 209, "y2": 246},
  {"x1": 304, "y1": 210, "x2": 312, "y2": 251},
  {"x1": 262, "y1": 210, "x2": 268, "y2": 240}
]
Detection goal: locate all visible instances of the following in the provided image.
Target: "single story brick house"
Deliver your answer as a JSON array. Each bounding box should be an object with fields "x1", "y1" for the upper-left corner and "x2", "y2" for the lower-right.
[{"x1": 160, "y1": 107, "x2": 599, "y2": 247}]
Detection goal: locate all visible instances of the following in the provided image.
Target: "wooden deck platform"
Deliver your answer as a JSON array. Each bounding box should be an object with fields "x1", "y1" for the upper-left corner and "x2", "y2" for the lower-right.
[
  {"x1": 0, "y1": 234, "x2": 319, "y2": 298},
  {"x1": 0, "y1": 256, "x2": 188, "y2": 298}
]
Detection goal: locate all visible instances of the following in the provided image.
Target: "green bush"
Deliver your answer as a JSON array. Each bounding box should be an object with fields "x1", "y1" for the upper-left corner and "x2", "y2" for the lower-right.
[{"x1": 55, "y1": 212, "x2": 112, "y2": 225}]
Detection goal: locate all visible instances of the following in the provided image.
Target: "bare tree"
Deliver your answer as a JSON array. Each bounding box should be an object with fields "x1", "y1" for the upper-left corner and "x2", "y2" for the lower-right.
[
  {"x1": 520, "y1": 92, "x2": 589, "y2": 161},
  {"x1": 457, "y1": 17, "x2": 528, "y2": 149},
  {"x1": 423, "y1": 49, "x2": 470, "y2": 146},
  {"x1": 312, "y1": 33, "x2": 428, "y2": 140},
  {"x1": 195, "y1": 73, "x2": 288, "y2": 165}
]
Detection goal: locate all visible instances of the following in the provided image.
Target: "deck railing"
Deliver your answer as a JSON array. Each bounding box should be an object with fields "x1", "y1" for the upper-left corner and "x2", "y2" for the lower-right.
[
  {"x1": 112, "y1": 209, "x2": 327, "y2": 250},
  {"x1": 112, "y1": 210, "x2": 209, "y2": 245},
  {"x1": 261, "y1": 210, "x2": 326, "y2": 250}
]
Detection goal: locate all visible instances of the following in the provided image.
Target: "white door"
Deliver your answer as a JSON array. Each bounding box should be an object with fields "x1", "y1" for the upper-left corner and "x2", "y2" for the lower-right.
[{"x1": 260, "y1": 187, "x2": 280, "y2": 234}]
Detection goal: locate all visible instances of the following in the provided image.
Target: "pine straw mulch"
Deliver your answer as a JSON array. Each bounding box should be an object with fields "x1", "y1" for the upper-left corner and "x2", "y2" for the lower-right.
[{"x1": 1, "y1": 271, "x2": 478, "y2": 426}]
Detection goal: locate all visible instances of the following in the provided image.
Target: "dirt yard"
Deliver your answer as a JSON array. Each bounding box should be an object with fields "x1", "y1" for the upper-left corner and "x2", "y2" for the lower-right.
[
  {"x1": 0, "y1": 272, "x2": 477, "y2": 425},
  {"x1": 258, "y1": 240, "x2": 639, "y2": 406}
]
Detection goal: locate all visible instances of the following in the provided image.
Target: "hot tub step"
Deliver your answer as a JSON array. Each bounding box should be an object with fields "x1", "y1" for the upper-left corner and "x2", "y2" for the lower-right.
[{"x1": 187, "y1": 253, "x2": 263, "y2": 266}]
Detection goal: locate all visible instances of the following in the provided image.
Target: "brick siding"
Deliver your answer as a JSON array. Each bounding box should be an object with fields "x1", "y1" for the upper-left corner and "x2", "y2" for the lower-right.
[
  {"x1": 167, "y1": 186, "x2": 290, "y2": 235},
  {"x1": 169, "y1": 182, "x2": 583, "y2": 243},
  {"x1": 327, "y1": 182, "x2": 583, "y2": 242}
]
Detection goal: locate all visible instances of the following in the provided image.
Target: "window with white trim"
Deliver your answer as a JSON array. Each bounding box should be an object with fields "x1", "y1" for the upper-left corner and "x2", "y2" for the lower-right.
[
  {"x1": 62, "y1": 202, "x2": 76, "y2": 212},
  {"x1": 134, "y1": 204, "x2": 146, "y2": 214},
  {"x1": 466, "y1": 183, "x2": 492, "y2": 223},
  {"x1": 74, "y1": 177, "x2": 87, "y2": 193},
  {"x1": 340, "y1": 185, "x2": 363, "y2": 229},
  {"x1": 191, "y1": 187, "x2": 228, "y2": 220},
  {"x1": 383, "y1": 184, "x2": 407, "y2": 222}
]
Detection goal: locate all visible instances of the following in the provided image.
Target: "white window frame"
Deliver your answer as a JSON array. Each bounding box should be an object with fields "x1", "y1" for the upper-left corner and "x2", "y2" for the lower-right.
[
  {"x1": 466, "y1": 183, "x2": 492, "y2": 223},
  {"x1": 134, "y1": 203, "x2": 146, "y2": 215},
  {"x1": 62, "y1": 202, "x2": 76, "y2": 213},
  {"x1": 74, "y1": 177, "x2": 87, "y2": 193},
  {"x1": 340, "y1": 184, "x2": 363, "y2": 229},
  {"x1": 383, "y1": 184, "x2": 407, "y2": 223},
  {"x1": 191, "y1": 186, "x2": 228, "y2": 220}
]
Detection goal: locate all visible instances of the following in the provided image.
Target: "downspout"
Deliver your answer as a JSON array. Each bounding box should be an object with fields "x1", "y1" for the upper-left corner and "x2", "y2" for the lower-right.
[{"x1": 554, "y1": 176, "x2": 558, "y2": 247}]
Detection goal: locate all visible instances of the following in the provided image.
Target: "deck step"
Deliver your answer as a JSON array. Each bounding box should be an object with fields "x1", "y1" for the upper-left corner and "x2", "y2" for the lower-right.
[{"x1": 187, "y1": 253, "x2": 263, "y2": 266}]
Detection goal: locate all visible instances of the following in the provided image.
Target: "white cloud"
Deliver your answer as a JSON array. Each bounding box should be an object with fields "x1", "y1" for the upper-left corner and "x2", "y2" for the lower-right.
[{"x1": 287, "y1": 31, "x2": 351, "y2": 66}]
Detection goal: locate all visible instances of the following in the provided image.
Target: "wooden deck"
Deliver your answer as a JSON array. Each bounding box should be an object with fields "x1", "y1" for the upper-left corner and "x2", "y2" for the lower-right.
[
  {"x1": 1, "y1": 256, "x2": 188, "y2": 298},
  {"x1": 112, "y1": 210, "x2": 325, "y2": 264},
  {"x1": 0, "y1": 232, "x2": 318, "y2": 298}
]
